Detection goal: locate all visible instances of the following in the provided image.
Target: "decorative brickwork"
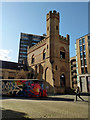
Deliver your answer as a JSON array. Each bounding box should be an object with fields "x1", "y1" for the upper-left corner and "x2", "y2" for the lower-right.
[{"x1": 27, "y1": 10, "x2": 70, "y2": 94}]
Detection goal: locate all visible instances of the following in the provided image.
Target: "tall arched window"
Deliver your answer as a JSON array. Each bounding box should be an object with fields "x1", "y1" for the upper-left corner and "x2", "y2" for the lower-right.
[
  {"x1": 45, "y1": 67, "x2": 48, "y2": 81},
  {"x1": 60, "y1": 74, "x2": 65, "y2": 87},
  {"x1": 60, "y1": 47, "x2": 65, "y2": 59},
  {"x1": 43, "y1": 49, "x2": 46, "y2": 60},
  {"x1": 31, "y1": 55, "x2": 34, "y2": 64}
]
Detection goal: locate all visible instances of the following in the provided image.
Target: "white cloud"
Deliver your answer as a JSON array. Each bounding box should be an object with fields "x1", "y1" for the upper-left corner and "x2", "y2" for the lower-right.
[{"x1": 0, "y1": 49, "x2": 13, "y2": 61}]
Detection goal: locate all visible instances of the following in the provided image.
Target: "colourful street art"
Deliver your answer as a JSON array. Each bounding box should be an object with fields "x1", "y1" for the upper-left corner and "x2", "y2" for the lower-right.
[{"x1": 2, "y1": 80, "x2": 47, "y2": 97}]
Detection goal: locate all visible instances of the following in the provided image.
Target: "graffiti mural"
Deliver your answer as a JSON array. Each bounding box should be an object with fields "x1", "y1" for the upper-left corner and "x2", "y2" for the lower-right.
[{"x1": 2, "y1": 80, "x2": 47, "y2": 97}]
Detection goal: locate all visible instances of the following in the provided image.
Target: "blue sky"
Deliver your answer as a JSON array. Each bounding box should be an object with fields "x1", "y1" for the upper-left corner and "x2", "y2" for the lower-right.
[{"x1": 1, "y1": 2, "x2": 88, "y2": 62}]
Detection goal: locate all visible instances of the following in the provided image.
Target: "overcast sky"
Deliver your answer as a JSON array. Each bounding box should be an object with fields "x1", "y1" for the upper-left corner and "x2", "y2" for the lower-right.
[{"x1": 1, "y1": 2, "x2": 88, "y2": 62}]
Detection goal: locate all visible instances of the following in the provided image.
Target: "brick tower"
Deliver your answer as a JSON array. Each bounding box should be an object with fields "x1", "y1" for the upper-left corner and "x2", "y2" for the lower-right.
[
  {"x1": 27, "y1": 10, "x2": 70, "y2": 94},
  {"x1": 46, "y1": 10, "x2": 70, "y2": 93}
]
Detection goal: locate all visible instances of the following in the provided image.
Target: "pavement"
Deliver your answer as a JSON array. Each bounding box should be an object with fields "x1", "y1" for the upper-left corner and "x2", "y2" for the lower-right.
[{"x1": 0, "y1": 95, "x2": 89, "y2": 119}]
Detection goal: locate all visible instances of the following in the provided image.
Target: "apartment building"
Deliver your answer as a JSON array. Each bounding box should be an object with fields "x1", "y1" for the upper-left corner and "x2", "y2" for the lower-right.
[
  {"x1": 70, "y1": 56, "x2": 77, "y2": 90},
  {"x1": 75, "y1": 34, "x2": 90, "y2": 92}
]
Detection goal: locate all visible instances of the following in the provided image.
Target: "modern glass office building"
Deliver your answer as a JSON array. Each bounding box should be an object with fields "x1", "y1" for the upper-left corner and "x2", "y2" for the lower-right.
[
  {"x1": 18, "y1": 33, "x2": 45, "y2": 64},
  {"x1": 70, "y1": 56, "x2": 77, "y2": 90}
]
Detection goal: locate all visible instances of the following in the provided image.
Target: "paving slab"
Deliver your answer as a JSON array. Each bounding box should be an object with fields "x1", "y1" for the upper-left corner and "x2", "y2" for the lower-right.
[{"x1": 0, "y1": 95, "x2": 89, "y2": 119}]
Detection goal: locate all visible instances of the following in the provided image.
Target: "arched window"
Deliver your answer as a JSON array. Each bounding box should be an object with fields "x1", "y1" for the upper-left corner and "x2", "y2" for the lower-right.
[
  {"x1": 45, "y1": 67, "x2": 48, "y2": 81},
  {"x1": 56, "y1": 65, "x2": 57, "y2": 70},
  {"x1": 60, "y1": 47, "x2": 65, "y2": 59},
  {"x1": 31, "y1": 55, "x2": 34, "y2": 64},
  {"x1": 56, "y1": 26, "x2": 58, "y2": 30},
  {"x1": 60, "y1": 51, "x2": 65, "y2": 59},
  {"x1": 60, "y1": 74, "x2": 65, "y2": 87},
  {"x1": 43, "y1": 49, "x2": 46, "y2": 60}
]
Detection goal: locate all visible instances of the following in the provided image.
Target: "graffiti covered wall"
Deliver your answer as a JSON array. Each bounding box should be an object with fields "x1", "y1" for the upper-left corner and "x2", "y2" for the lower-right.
[{"x1": 2, "y1": 80, "x2": 47, "y2": 97}]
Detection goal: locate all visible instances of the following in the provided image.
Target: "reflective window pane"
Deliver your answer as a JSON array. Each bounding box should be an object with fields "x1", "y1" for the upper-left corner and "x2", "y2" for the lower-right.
[
  {"x1": 81, "y1": 68, "x2": 84, "y2": 74},
  {"x1": 88, "y1": 42, "x2": 90, "y2": 46},
  {"x1": 83, "y1": 52, "x2": 86, "y2": 57},
  {"x1": 80, "y1": 46, "x2": 82, "y2": 52},
  {"x1": 80, "y1": 52, "x2": 83, "y2": 58},
  {"x1": 81, "y1": 60, "x2": 84, "y2": 66},
  {"x1": 21, "y1": 44, "x2": 27, "y2": 47},
  {"x1": 21, "y1": 40, "x2": 28, "y2": 43},
  {"x1": 82, "y1": 38, "x2": 85, "y2": 44},
  {"x1": 84, "y1": 59, "x2": 87, "y2": 65},
  {"x1": 79, "y1": 39, "x2": 82, "y2": 45},
  {"x1": 20, "y1": 51, "x2": 27, "y2": 54},
  {"x1": 83, "y1": 45, "x2": 85, "y2": 51},
  {"x1": 85, "y1": 67, "x2": 88, "y2": 73},
  {"x1": 88, "y1": 36, "x2": 90, "y2": 39}
]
